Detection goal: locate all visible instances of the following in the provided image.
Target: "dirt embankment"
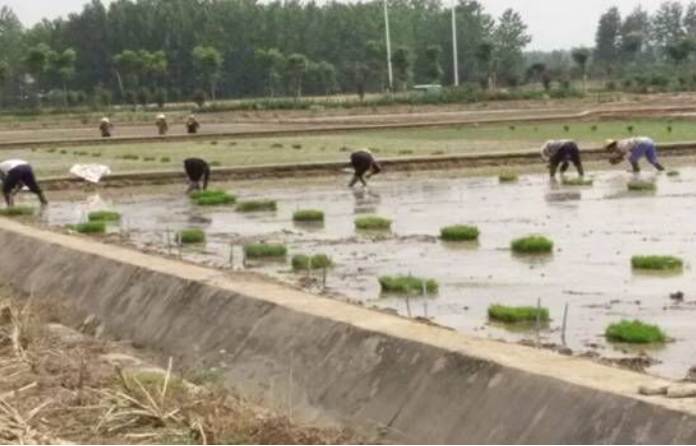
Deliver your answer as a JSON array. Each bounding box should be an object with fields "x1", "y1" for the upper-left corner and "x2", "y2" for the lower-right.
[{"x1": 0, "y1": 283, "x2": 356, "y2": 445}]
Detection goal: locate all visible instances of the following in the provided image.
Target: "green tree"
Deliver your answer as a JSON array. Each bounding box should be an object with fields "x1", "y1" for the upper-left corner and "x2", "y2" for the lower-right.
[
  {"x1": 23, "y1": 43, "x2": 52, "y2": 107},
  {"x1": 50, "y1": 48, "x2": 77, "y2": 108},
  {"x1": 571, "y1": 48, "x2": 591, "y2": 94},
  {"x1": 113, "y1": 50, "x2": 145, "y2": 94},
  {"x1": 666, "y1": 37, "x2": 696, "y2": 71},
  {"x1": 493, "y1": 9, "x2": 531, "y2": 86},
  {"x1": 308, "y1": 61, "x2": 337, "y2": 95},
  {"x1": 594, "y1": 7, "x2": 622, "y2": 72},
  {"x1": 423, "y1": 45, "x2": 443, "y2": 84},
  {"x1": 285, "y1": 53, "x2": 309, "y2": 98},
  {"x1": 255, "y1": 48, "x2": 285, "y2": 97},
  {"x1": 620, "y1": 7, "x2": 650, "y2": 63},
  {"x1": 192, "y1": 46, "x2": 223, "y2": 102},
  {"x1": 653, "y1": 2, "x2": 685, "y2": 53},
  {"x1": 365, "y1": 40, "x2": 387, "y2": 92},
  {"x1": 475, "y1": 41, "x2": 496, "y2": 90},
  {"x1": 391, "y1": 46, "x2": 413, "y2": 91}
]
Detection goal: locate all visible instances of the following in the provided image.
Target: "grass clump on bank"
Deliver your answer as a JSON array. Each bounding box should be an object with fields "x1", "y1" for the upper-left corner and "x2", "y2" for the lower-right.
[
  {"x1": 605, "y1": 320, "x2": 667, "y2": 344},
  {"x1": 631, "y1": 255, "x2": 684, "y2": 272},
  {"x1": 355, "y1": 216, "x2": 392, "y2": 231},
  {"x1": 293, "y1": 209, "x2": 325, "y2": 223},
  {"x1": 440, "y1": 225, "x2": 480, "y2": 242},
  {"x1": 190, "y1": 189, "x2": 236, "y2": 206},
  {"x1": 562, "y1": 177, "x2": 593, "y2": 186},
  {"x1": 627, "y1": 180, "x2": 656, "y2": 192},
  {"x1": 176, "y1": 229, "x2": 206, "y2": 244},
  {"x1": 244, "y1": 244, "x2": 287, "y2": 259},
  {"x1": 511, "y1": 235, "x2": 554, "y2": 254},
  {"x1": 69, "y1": 222, "x2": 107, "y2": 234},
  {"x1": 0, "y1": 206, "x2": 34, "y2": 217},
  {"x1": 88, "y1": 211, "x2": 121, "y2": 222},
  {"x1": 236, "y1": 200, "x2": 277, "y2": 212},
  {"x1": 292, "y1": 254, "x2": 333, "y2": 271},
  {"x1": 488, "y1": 305, "x2": 550, "y2": 324},
  {"x1": 379, "y1": 275, "x2": 439, "y2": 295},
  {"x1": 499, "y1": 173, "x2": 519, "y2": 183}
]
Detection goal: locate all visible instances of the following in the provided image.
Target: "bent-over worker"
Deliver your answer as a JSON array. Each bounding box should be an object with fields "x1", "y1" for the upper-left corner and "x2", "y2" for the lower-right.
[
  {"x1": 349, "y1": 149, "x2": 382, "y2": 188},
  {"x1": 0, "y1": 159, "x2": 48, "y2": 207},
  {"x1": 540, "y1": 139, "x2": 585, "y2": 178},
  {"x1": 605, "y1": 137, "x2": 665, "y2": 173},
  {"x1": 184, "y1": 158, "x2": 210, "y2": 193}
]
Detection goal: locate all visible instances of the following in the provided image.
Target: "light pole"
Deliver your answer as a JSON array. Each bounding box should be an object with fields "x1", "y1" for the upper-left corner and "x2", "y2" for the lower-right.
[
  {"x1": 383, "y1": 0, "x2": 394, "y2": 91},
  {"x1": 452, "y1": 2, "x2": 459, "y2": 86}
]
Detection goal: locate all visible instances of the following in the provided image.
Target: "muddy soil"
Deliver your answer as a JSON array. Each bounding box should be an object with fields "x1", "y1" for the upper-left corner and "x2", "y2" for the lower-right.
[{"x1": 25, "y1": 166, "x2": 696, "y2": 380}]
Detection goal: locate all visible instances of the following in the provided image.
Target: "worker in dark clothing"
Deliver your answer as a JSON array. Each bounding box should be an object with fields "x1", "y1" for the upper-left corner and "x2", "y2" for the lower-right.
[
  {"x1": 540, "y1": 140, "x2": 585, "y2": 178},
  {"x1": 99, "y1": 117, "x2": 114, "y2": 138},
  {"x1": 0, "y1": 160, "x2": 48, "y2": 207},
  {"x1": 184, "y1": 158, "x2": 210, "y2": 193},
  {"x1": 156, "y1": 114, "x2": 169, "y2": 136},
  {"x1": 185, "y1": 115, "x2": 200, "y2": 134},
  {"x1": 349, "y1": 149, "x2": 382, "y2": 188},
  {"x1": 605, "y1": 137, "x2": 666, "y2": 173}
]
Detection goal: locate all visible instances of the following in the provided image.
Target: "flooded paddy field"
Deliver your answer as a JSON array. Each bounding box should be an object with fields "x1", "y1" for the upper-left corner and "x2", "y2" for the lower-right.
[{"x1": 35, "y1": 167, "x2": 696, "y2": 380}]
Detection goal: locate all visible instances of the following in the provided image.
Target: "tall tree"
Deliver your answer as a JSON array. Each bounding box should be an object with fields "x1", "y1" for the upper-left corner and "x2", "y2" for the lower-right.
[
  {"x1": 594, "y1": 7, "x2": 622, "y2": 72},
  {"x1": 475, "y1": 41, "x2": 496, "y2": 90},
  {"x1": 285, "y1": 53, "x2": 309, "y2": 98},
  {"x1": 50, "y1": 48, "x2": 77, "y2": 107},
  {"x1": 23, "y1": 43, "x2": 52, "y2": 107},
  {"x1": 391, "y1": 46, "x2": 413, "y2": 91},
  {"x1": 192, "y1": 46, "x2": 223, "y2": 102},
  {"x1": 652, "y1": 2, "x2": 686, "y2": 53},
  {"x1": 620, "y1": 7, "x2": 650, "y2": 63},
  {"x1": 665, "y1": 36, "x2": 696, "y2": 70},
  {"x1": 493, "y1": 9, "x2": 531, "y2": 86},
  {"x1": 571, "y1": 48, "x2": 591, "y2": 94},
  {"x1": 423, "y1": 45, "x2": 443, "y2": 84},
  {"x1": 255, "y1": 48, "x2": 285, "y2": 97}
]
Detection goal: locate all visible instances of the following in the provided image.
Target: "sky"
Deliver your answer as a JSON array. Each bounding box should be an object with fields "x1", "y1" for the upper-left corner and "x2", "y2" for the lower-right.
[{"x1": 0, "y1": 0, "x2": 690, "y2": 51}]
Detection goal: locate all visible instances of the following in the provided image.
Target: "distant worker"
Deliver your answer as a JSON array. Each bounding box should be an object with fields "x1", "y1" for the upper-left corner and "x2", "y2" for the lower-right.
[
  {"x1": 540, "y1": 139, "x2": 585, "y2": 178},
  {"x1": 184, "y1": 158, "x2": 210, "y2": 193},
  {"x1": 156, "y1": 114, "x2": 169, "y2": 136},
  {"x1": 0, "y1": 159, "x2": 48, "y2": 207},
  {"x1": 605, "y1": 137, "x2": 665, "y2": 173},
  {"x1": 99, "y1": 117, "x2": 114, "y2": 138},
  {"x1": 349, "y1": 149, "x2": 382, "y2": 188},
  {"x1": 185, "y1": 115, "x2": 200, "y2": 134}
]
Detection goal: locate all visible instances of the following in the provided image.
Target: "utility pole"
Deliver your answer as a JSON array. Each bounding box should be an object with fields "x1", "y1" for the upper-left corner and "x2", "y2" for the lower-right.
[
  {"x1": 452, "y1": 2, "x2": 459, "y2": 86},
  {"x1": 384, "y1": 0, "x2": 394, "y2": 91}
]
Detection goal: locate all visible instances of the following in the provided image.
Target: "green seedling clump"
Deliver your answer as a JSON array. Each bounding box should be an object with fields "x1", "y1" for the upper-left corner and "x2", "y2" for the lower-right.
[
  {"x1": 632, "y1": 255, "x2": 684, "y2": 271},
  {"x1": 511, "y1": 235, "x2": 554, "y2": 254},
  {"x1": 499, "y1": 174, "x2": 519, "y2": 183},
  {"x1": 667, "y1": 170, "x2": 680, "y2": 177},
  {"x1": 292, "y1": 254, "x2": 333, "y2": 271},
  {"x1": 627, "y1": 181, "x2": 656, "y2": 192},
  {"x1": 69, "y1": 222, "x2": 107, "y2": 234},
  {"x1": 562, "y1": 177, "x2": 593, "y2": 186},
  {"x1": 144, "y1": 156, "x2": 156, "y2": 162},
  {"x1": 88, "y1": 211, "x2": 121, "y2": 222},
  {"x1": 244, "y1": 244, "x2": 287, "y2": 259},
  {"x1": 293, "y1": 209, "x2": 325, "y2": 222},
  {"x1": 236, "y1": 200, "x2": 277, "y2": 212},
  {"x1": 161, "y1": 157, "x2": 171, "y2": 163},
  {"x1": 355, "y1": 216, "x2": 392, "y2": 231},
  {"x1": 190, "y1": 190, "x2": 236, "y2": 206},
  {"x1": 488, "y1": 305, "x2": 550, "y2": 324},
  {"x1": 606, "y1": 320, "x2": 667, "y2": 344},
  {"x1": 209, "y1": 161, "x2": 222, "y2": 167},
  {"x1": 122, "y1": 154, "x2": 140, "y2": 160},
  {"x1": 177, "y1": 229, "x2": 206, "y2": 244},
  {"x1": 440, "y1": 225, "x2": 480, "y2": 242},
  {"x1": 0, "y1": 206, "x2": 34, "y2": 217},
  {"x1": 379, "y1": 275, "x2": 439, "y2": 295}
]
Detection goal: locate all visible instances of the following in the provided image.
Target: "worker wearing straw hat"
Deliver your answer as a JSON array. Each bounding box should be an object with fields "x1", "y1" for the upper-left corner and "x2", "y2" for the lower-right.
[
  {"x1": 156, "y1": 114, "x2": 169, "y2": 136},
  {"x1": 99, "y1": 117, "x2": 114, "y2": 138},
  {"x1": 185, "y1": 114, "x2": 200, "y2": 134},
  {"x1": 605, "y1": 137, "x2": 665, "y2": 173}
]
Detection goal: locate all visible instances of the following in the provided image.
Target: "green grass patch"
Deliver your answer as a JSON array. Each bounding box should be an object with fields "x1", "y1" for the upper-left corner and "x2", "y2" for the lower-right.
[
  {"x1": 667, "y1": 170, "x2": 680, "y2": 177},
  {"x1": 88, "y1": 211, "x2": 121, "y2": 222},
  {"x1": 244, "y1": 244, "x2": 287, "y2": 259},
  {"x1": 440, "y1": 225, "x2": 480, "y2": 242},
  {"x1": 69, "y1": 222, "x2": 107, "y2": 234},
  {"x1": 293, "y1": 209, "x2": 325, "y2": 222},
  {"x1": 631, "y1": 255, "x2": 684, "y2": 272},
  {"x1": 190, "y1": 189, "x2": 236, "y2": 206},
  {"x1": 355, "y1": 216, "x2": 392, "y2": 231},
  {"x1": 488, "y1": 305, "x2": 550, "y2": 324},
  {"x1": 562, "y1": 177, "x2": 593, "y2": 186},
  {"x1": 291, "y1": 254, "x2": 333, "y2": 271},
  {"x1": 627, "y1": 180, "x2": 656, "y2": 192},
  {"x1": 236, "y1": 200, "x2": 277, "y2": 212},
  {"x1": 0, "y1": 206, "x2": 34, "y2": 217},
  {"x1": 605, "y1": 320, "x2": 667, "y2": 344},
  {"x1": 176, "y1": 229, "x2": 206, "y2": 244},
  {"x1": 499, "y1": 173, "x2": 519, "y2": 183},
  {"x1": 379, "y1": 275, "x2": 439, "y2": 295},
  {"x1": 511, "y1": 235, "x2": 554, "y2": 254}
]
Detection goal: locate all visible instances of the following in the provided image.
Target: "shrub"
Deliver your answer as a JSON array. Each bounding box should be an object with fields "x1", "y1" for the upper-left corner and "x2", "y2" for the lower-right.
[
  {"x1": 499, "y1": 174, "x2": 518, "y2": 183},
  {"x1": 88, "y1": 211, "x2": 121, "y2": 222},
  {"x1": 511, "y1": 235, "x2": 554, "y2": 254},
  {"x1": 177, "y1": 229, "x2": 206, "y2": 244},
  {"x1": 488, "y1": 305, "x2": 550, "y2": 323},
  {"x1": 379, "y1": 275, "x2": 439, "y2": 295},
  {"x1": 190, "y1": 190, "x2": 236, "y2": 206},
  {"x1": 562, "y1": 177, "x2": 593, "y2": 186},
  {"x1": 605, "y1": 320, "x2": 666, "y2": 344},
  {"x1": 627, "y1": 181, "x2": 656, "y2": 192},
  {"x1": 244, "y1": 244, "x2": 287, "y2": 258},
  {"x1": 355, "y1": 216, "x2": 392, "y2": 230},
  {"x1": 440, "y1": 225, "x2": 480, "y2": 242},
  {"x1": 292, "y1": 254, "x2": 333, "y2": 271},
  {"x1": 236, "y1": 200, "x2": 277, "y2": 212},
  {"x1": 293, "y1": 209, "x2": 325, "y2": 222},
  {"x1": 631, "y1": 255, "x2": 683, "y2": 271},
  {"x1": 69, "y1": 222, "x2": 106, "y2": 234},
  {"x1": 0, "y1": 206, "x2": 34, "y2": 217}
]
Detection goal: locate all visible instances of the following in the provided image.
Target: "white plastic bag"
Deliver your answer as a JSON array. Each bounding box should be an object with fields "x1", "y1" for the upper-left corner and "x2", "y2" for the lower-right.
[{"x1": 70, "y1": 164, "x2": 112, "y2": 184}]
